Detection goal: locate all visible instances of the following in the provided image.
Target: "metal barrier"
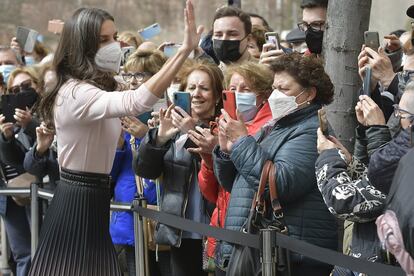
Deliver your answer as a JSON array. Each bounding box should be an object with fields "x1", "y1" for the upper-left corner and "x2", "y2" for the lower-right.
[{"x1": 0, "y1": 185, "x2": 406, "y2": 276}]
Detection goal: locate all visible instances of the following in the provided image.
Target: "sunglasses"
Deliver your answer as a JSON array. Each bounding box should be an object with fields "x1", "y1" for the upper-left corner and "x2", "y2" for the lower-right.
[{"x1": 8, "y1": 79, "x2": 32, "y2": 94}]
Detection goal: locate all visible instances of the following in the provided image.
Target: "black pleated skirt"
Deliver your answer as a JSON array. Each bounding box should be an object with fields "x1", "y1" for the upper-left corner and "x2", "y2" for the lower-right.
[{"x1": 29, "y1": 168, "x2": 122, "y2": 276}]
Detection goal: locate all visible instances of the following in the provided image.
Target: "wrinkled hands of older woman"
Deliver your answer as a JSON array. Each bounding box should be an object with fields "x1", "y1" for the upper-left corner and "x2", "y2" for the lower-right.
[{"x1": 218, "y1": 109, "x2": 248, "y2": 154}]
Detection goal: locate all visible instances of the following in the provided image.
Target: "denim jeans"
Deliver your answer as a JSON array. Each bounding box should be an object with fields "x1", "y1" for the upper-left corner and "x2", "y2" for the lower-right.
[{"x1": 2, "y1": 198, "x2": 31, "y2": 276}]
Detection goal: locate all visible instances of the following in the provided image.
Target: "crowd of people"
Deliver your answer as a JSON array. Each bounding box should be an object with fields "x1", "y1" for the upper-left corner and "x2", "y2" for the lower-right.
[{"x1": 0, "y1": 0, "x2": 414, "y2": 275}]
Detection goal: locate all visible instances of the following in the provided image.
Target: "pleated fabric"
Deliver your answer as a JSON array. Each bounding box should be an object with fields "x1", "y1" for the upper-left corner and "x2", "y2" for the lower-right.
[{"x1": 29, "y1": 169, "x2": 122, "y2": 276}]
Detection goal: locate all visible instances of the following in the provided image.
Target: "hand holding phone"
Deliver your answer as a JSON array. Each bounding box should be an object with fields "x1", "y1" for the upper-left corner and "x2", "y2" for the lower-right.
[
  {"x1": 318, "y1": 108, "x2": 329, "y2": 136},
  {"x1": 1, "y1": 91, "x2": 38, "y2": 123},
  {"x1": 265, "y1": 32, "x2": 281, "y2": 51}
]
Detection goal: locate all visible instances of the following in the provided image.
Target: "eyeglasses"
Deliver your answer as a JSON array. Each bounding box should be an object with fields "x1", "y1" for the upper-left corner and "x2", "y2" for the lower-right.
[
  {"x1": 8, "y1": 79, "x2": 32, "y2": 94},
  {"x1": 121, "y1": 72, "x2": 152, "y2": 82},
  {"x1": 297, "y1": 21, "x2": 325, "y2": 32},
  {"x1": 393, "y1": 104, "x2": 414, "y2": 121}
]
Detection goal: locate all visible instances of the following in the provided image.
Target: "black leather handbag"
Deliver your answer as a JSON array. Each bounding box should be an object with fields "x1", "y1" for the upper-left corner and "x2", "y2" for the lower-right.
[{"x1": 226, "y1": 160, "x2": 291, "y2": 276}]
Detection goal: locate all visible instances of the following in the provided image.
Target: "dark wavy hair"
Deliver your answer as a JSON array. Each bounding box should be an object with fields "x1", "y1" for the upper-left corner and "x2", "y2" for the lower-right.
[
  {"x1": 39, "y1": 8, "x2": 117, "y2": 127},
  {"x1": 269, "y1": 52, "x2": 334, "y2": 105}
]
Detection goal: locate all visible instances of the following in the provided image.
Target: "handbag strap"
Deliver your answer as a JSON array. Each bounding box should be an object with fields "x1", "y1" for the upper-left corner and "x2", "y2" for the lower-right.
[
  {"x1": 268, "y1": 163, "x2": 283, "y2": 216},
  {"x1": 255, "y1": 160, "x2": 273, "y2": 214},
  {"x1": 255, "y1": 160, "x2": 283, "y2": 217}
]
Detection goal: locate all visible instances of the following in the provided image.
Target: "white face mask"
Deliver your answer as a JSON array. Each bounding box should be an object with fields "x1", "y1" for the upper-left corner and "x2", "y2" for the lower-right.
[
  {"x1": 235, "y1": 91, "x2": 258, "y2": 122},
  {"x1": 94, "y1": 42, "x2": 122, "y2": 73},
  {"x1": 268, "y1": 89, "x2": 307, "y2": 120}
]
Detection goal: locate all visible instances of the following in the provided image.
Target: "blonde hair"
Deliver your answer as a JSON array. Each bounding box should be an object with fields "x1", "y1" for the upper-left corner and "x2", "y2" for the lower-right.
[
  {"x1": 7, "y1": 67, "x2": 41, "y2": 93},
  {"x1": 118, "y1": 31, "x2": 144, "y2": 49},
  {"x1": 224, "y1": 62, "x2": 273, "y2": 97},
  {"x1": 124, "y1": 49, "x2": 167, "y2": 75}
]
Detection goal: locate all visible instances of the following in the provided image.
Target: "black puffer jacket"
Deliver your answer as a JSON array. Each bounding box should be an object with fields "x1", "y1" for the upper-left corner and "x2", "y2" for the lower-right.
[
  {"x1": 315, "y1": 125, "x2": 394, "y2": 264},
  {"x1": 368, "y1": 128, "x2": 411, "y2": 194},
  {"x1": 134, "y1": 128, "x2": 206, "y2": 247},
  {"x1": 213, "y1": 104, "x2": 338, "y2": 269}
]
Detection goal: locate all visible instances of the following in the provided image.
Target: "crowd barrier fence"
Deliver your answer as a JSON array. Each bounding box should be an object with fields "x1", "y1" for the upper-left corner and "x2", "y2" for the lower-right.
[{"x1": 0, "y1": 185, "x2": 406, "y2": 276}]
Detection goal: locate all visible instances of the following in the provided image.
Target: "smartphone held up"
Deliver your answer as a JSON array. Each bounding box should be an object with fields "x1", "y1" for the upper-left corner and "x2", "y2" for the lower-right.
[
  {"x1": 364, "y1": 31, "x2": 380, "y2": 51},
  {"x1": 138, "y1": 23, "x2": 161, "y2": 40},
  {"x1": 318, "y1": 108, "x2": 329, "y2": 136},
  {"x1": 222, "y1": 91, "x2": 237, "y2": 120},
  {"x1": 265, "y1": 32, "x2": 281, "y2": 51},
  {"x1": 173, "y1": 91, "x2": 192, "y2": 116}
]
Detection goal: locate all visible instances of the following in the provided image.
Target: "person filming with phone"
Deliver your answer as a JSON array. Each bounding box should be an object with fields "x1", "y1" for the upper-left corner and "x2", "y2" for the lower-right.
[
  {"x1": 190, "y1": 61, "x2": 274, "y2": 275},
  {"x1": 213, "y1": 53, "x2": 337, "y2": 275},
  {"x1": 0, "y1": 56, "x2": 39, "y2": 276},
  {"x1": 135, "y1": 60, "x2": 223, "y2": 276}
]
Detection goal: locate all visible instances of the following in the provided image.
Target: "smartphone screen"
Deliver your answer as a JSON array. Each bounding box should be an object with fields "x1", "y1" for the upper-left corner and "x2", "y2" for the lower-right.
[
  {"x1": 173, "y1": 91, "x2": 191, "y2": 115},
  {"x1": 16, "y1": 26, "x2": 39, "y2": 53},
  {"x1": 164, "y1": 44, "x2": 181, "y2": 58},
  {"x1": 1, "y1": 91, "x2": 37, "y2": 123},
  {"x1": 265, "y1": 32, "x2": 281, "y2": 50},
  {"x1": 222, "y1": 91, "x2": 237, "y2": 120},
  {"x1": 364, "y1": 31, "x2": 380, "y2": 51},
  {"x1": 138, "y1": 23, "x2": 161, "y2": 40}
]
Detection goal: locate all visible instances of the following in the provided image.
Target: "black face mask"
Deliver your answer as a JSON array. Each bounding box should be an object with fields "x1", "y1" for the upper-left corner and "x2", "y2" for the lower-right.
[
  {"x1": 305, "y1": 28, "x2": 324, "y2": 54},
  {"x1": 213, "y1": 39, "x2": 244, "y2": 63},
  {"x1": 19, "y1": 88, "x2": 39, "y2": 109}
]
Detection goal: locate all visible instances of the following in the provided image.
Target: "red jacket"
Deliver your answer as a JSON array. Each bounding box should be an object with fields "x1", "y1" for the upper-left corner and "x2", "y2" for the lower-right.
[{"x1": 198, "y1": 102, "x2": 272, "y2": 258}]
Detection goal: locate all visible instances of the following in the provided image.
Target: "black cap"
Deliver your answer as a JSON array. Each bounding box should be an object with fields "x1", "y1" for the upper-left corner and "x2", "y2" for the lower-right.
[
  {"x1": 301, "y1": 0, "x2": 328, "y2": 9},
  {"x1": 286, "y1": 28, "x2": 306, "y2": 43},
  {"x1": 407, "y1": 5, "x2": 414, "y2": 18}
]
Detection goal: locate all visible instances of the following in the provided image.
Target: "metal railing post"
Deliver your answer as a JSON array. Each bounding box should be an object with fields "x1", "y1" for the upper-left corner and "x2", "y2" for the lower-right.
[
  {"x1": 0, "y1": 218, "x2": 11, "y2": 275},
  {"x1": 30, "y1": 182, "x2": 39, "y2": 259},
  {"x1": 141, "y1": 199, "x2": 150, "y2": 275},
  {"x1": 261, "y1": 229, "x2": 277, "y2": 276},
  {"x1": 133, "y1": 197, "x2": 146, "y2": 276}
]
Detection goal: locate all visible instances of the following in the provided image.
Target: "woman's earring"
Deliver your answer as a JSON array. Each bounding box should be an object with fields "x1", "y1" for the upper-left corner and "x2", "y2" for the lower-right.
[{"x1": 307, "y1": 101, "x2": 311, "y2": 105}]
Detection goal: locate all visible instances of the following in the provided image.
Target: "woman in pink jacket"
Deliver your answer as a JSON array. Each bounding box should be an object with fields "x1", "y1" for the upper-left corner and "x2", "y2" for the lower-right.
[{"x1": 29, "y1": 2, "x2": 203, "y2": 275}]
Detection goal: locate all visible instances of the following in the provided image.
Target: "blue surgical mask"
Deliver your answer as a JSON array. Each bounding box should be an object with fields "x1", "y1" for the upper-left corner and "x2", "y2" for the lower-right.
[
  {"x1": 0, "y1": 65, "x2": 17, "y2": 83},
  {"x1": 24, "y1": 56, "x2": 37, "y2": 66},
  {"x1": 235, "y1": 91, "x2": 258, "y2": 122}
]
